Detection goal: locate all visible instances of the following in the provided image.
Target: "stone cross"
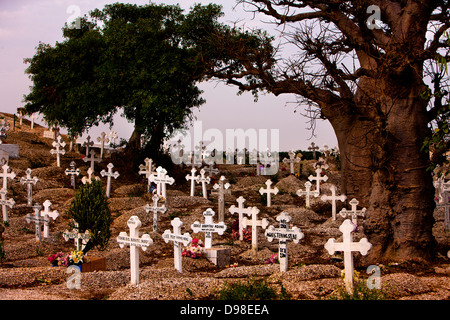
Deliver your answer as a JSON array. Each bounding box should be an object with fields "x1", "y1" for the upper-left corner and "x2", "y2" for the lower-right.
[
  {"x1": 25, "y1": 204, "x2": 44, "y2": 241},
  {"x1": 138, "y1": 158, "x2": 156, "y2": 193},
  {"x1": 265, "y1": 212, "x2": 304, "y2": 272},
  {"x1": 145, "y1": 194, "x2": 167, "y2": 232},
  {"x1": 162, "y1": 217, "x2": 192, "y2": 273},
  {"x1": 20, "y1": 168, "x2": 39, "y2": 206},
  {"x1": 185, "y1": 167, "x2": 199, "y2": 197},
  {"x1": 259, "y1": 179, "x2": 279, "y2": 207},
  {"x1": 148, "y1": 166, "x2": 175, "y2": 200},
  {"x1": 96, "y1": 132, "x2": 110, "y2": 158},
  {"x1": 308, "y1": 167, "x2": 328, "y2": 194},
  {"x1": 50, "y1": 134, "x2": 66, "y2": 167},
  {"x1": 308, "y1": 142, "x2": 320, "y2": 160},
  {"x1": 296, "y1": 181, "x2": 319, "y2": 208},
  {"x1": 229, "y1": 196, "x2": 253, "y2": 241},
  {"x1": 100, "y1": 163, "x2": 120, "y2": 198},
  {"x1": 117, "y1": 215, "x2": 153, "y2": 285},
  {"x1": 242, "y1": 207, "x2": 269, "y2": 253},
  {"x1": 196, "y1": 168, "x2": 210, "y2": 199},
  {"x1": 63, "y1": 222, "x2": 91, "y2": 251},
  {"x1": 1, "y1": 164, "x2": 16, "y2": 189},
  {"x1": 321, "y1": 184, "x2": 347, "y2": 220},
  {"x1": 212, "y1": 176, "x2": 231, "y2": 222},
  {"x1": 83, "y1": 150, "x2": 101, "y2": 172},
  {"x1": 65, "y1": 161, "x2": 80, "y2": 189},
  {"x1": 0, "y1": 188, "x2": 15, "y2": 222},
  {"x1": 41, "y1": 200, "x2": 59, "y2": 238},
  {"x1": 81, "y1": 167, "x2": 100, "y2": 185},
  {"x1": 339, "y1": 198, "x2": 367, "y2": 225},
  {"x1": 436, "y1": 190, "x2": 450, "y2": 230},
  {"x1": 324, "y1": 219, "x2": 372, "y2": 293},
  {"x1": 283, "y1": 150, "x2": 300, "y2": 175},
  {"x1": 191, "y1": 208, "x2": 227, "y2": 249},
  {"x1": 82, "y1": 135, "x2": 94, "y2": 156}
]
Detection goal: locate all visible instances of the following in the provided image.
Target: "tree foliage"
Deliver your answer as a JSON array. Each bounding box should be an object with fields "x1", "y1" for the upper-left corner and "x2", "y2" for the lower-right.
[{"x1": 23, "y1": 3, "x2": 224, "y2": 155}]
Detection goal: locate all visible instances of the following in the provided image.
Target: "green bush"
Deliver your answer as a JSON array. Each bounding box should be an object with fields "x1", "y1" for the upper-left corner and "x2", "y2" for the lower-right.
[
  {"x1": 217, "y1": 278, "x2": 290, "y2": 300},
  {"x1": 66, "y1": 180, "x2": 112, "y2": 253}
]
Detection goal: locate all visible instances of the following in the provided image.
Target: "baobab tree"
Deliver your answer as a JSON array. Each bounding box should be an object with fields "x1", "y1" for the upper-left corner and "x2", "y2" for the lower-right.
[{"x1": 204, "y1": 0, "x2": 450, "y2": 262}]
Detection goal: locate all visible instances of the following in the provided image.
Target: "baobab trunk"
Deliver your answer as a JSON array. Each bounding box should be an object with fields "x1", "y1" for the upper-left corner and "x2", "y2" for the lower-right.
[{"x1": 328, "y1": 77, "x2": 436, "y2": 263}]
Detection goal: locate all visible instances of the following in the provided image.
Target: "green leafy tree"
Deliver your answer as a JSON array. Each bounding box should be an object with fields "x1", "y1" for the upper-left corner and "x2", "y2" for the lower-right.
[
  {"x1": 66, "y1": 180, "x2": 111, "y2": 254},
  {"x1": 23, "y1": 3, "x2": 223, "y2": 161}
]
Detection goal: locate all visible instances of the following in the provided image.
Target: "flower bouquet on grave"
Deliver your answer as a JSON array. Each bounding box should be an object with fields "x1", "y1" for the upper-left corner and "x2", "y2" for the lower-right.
[
  {"x1": 47, "y1": 252, "x2": 63, "y2": 267},
  {"x1": 182, "y1": 238, "x2": 204, "y2": 259},
  {"x1": 62, "y1": 250, "x2": 85, "y2": 268},
  {"x1": 265, "y1": 254, "x2": 279, "y2": 265}
]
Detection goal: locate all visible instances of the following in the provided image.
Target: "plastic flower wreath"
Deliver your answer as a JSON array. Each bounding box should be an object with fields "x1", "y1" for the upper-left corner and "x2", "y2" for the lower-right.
[{"x1": 182, "y1": 238, "x2": 204, "y2": 259}]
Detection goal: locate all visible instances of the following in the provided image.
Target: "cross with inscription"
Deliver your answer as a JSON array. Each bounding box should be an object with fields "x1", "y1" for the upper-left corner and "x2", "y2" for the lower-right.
[
  {"x1": 50, "y1": 134, "x2": 66, "y2": 167},
  {"x1": 296, "y1": 181, "x2": 319, "y2": 208},
  {"x1": 191, "y1": 208, "x2": 227, "y2": 249},
  {"x1": 145, "y1": 194, "x2": 167, "y2": 232},
  {"x1": 65, "y1": 161, "x2": 80, "y2": 189},
  {"x1": 162, "y1": 217, "x2": 192, "y2": 273},
  {"x1": 148, "y1": 166, "x2": 174, "y2": 200},
  {"x1": 265, "y1": 212, "x2": 304, "y2": 272},
  {"x1": 117, "y1": 215, "x2": 153, "y2": 285},
  {"x1": 339, "y1": 198, "x2": 367, "y2": 225}
]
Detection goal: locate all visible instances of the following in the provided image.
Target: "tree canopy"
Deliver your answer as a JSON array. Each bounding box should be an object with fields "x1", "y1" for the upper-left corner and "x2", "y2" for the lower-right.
[{"x1": 23, "y1": 2, "x2": 224, "y2": 157}]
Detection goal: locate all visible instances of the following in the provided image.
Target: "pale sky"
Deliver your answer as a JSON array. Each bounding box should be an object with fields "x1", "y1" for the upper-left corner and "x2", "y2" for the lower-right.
[{"x1": 0, "y1": 0, "x2": 338, "y2": 152}]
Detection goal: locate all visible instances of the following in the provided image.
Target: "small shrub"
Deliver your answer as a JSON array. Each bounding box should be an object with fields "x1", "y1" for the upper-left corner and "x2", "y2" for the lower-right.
[
  {"x1": 329, "y1": 280, "x2": 387, "y2": 300},
  {"x1": 217, "y1": 277, "x2": 290, "y2": 300}
]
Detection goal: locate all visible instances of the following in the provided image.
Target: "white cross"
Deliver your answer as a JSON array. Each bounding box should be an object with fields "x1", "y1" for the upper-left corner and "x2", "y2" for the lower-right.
[
  {"x1": 296, "y1": 181, "x2": 319, "y2": 208},
  {"x1": 205, "y1": 163, "x2": 219, "y2": 177},
  {"x1": 108, "y1": 130, "x2": 118, "y2": 146},
  {"x1": 259, "y1": 179, "x2": 279, "y2": 207},
  {"x1": 185, "y1": 167, "x2": 199, "y2": 197},
  {"x1": 0, "y1": 164, "x2": 16, "y2": 189},
  {"x1": 242, "y1": 207, "x2": 269, "y2": 253},
  {"x1": 308, "y1": 167, "x2": 328, "y2": 194},
  {"x1": 321, "y1": 184, "x2": 347, "y2": 220},
  {"x1": 308, "y1": 142, "x2": 319, "y2": 159},
  {"x1": 229, "y1": 196, "x2": 253, "y2": 241},
  {"x1": 96, "y1": 132, "x2": 110, "y2": 158},
  {"x1": 339, "y1": 198, "x2": 367, "y2": 225},
  {"x1": 25, "y1": 203, "x2": 44, "y2": 241},
  {"x1": 212, "y1": 176, "x2": 231, "y2": 222},
  {"x1": 117, "y1": 216, "x2": 153, "y2": 285},
  {"x1": 82, "y1": 135, "x2": 94, "y2": 156},
  {"x1": 196, "y1": 168, "x2": 210, "y2": 199},
  {"x1": 63, "y1": 222, "x2": 91, "y2": 251},
  {"x1": 20, "y1": 168, "x2": 38, "y2": 206},
  {"x1": 30, "y1": 113, "x2": 38, "y2": 129},
  {"x1": 0, "y1": 188, "x2": 15, "y2": 222},
  {"x1": 81, "y1": 167, "x2": 100, "y2": 185},
  {"x1": 138, "y1": 158, "x2": 156, "y2": 193},
  {"x1": 162, "y1": 217, "x2": 192, "y2": 273},
  {"x1": 314, "y1": 157, "x2": 329, "y2": 171},
  {"x1": 145, "y1": 194, "x2": 167, "y2": 232},
  {"x1": 65, "y1": 161, "x2": 80, "y2": 189},
  {"x1": 83, "y1": 150, "x2": 101, "y2": 172},
  {"x1": 100, "y1": 163, "x2": 119, "y2": 198},
  {"x1": 50, "y1": 134, "x2": 66, "y2": 167},
  {"x1": 324, "y1": 219, "x2": 372, "y2": 293},
  {"x1": 265, "y1": 212, "x2": 304, "y2": 272},
  {"x1": 41, "y1": 199, "x2": 59, "y2": 238},
  {"x1": 17, "y1": 111, "x2": 23, "y2": 125},
  {"x1": 148, "y1": 166, "x2": 174, "y2": 200},
  {"x1": 191, "y1": 208, "x2": 227, "y2": 249},
  {"x1": 436, "y1": 190, "x2": 450, "y2": 230},
  {"x1": 283, "y1": 150, "x2": 301, "y2": 175}
]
